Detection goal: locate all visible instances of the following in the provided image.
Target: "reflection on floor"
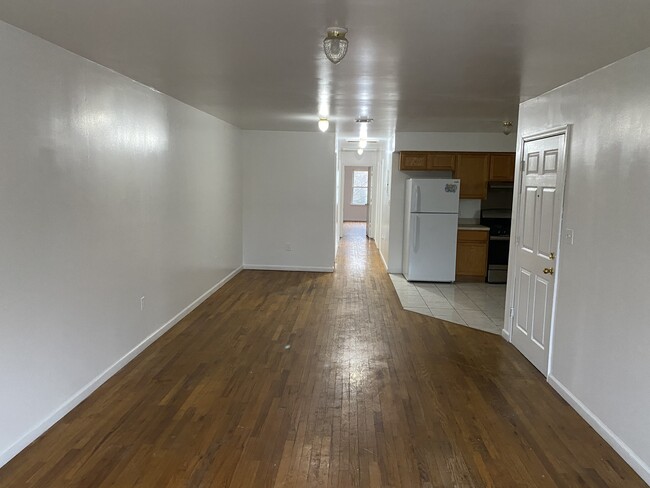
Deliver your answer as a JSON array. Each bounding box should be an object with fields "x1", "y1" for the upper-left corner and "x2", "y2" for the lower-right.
[{"x1": 389, "y1": 273, "x2": 505, "y2": 335}]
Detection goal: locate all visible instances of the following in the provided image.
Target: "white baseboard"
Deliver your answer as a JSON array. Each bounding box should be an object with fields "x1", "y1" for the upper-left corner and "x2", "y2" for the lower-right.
[
  {"x1": 378, "y1": 249, "x2": 389, "y2": 271},
  {"x1": 0, "y1": 266, "x2": 242, "y2": 469},
  {"x1": 501, "y1": 328, "x2": 511, "y2": 342},
  {"x1": 243, "y1": 264, "x2": 334, "y2": 272},
  {"x1": 548, "y1": 375, "x2": 650, "y2": 485}
]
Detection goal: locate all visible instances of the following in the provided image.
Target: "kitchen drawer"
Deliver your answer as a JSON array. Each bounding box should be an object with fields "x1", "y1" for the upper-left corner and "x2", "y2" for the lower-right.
[{"x1": 458, "y1": 229, "x2": 489, "y2": 242}]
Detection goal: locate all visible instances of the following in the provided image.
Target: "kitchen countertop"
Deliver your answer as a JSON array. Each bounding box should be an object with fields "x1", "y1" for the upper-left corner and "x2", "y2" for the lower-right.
[{"x1": 457, "y1": 223, "x2": 490, "y2": 231}]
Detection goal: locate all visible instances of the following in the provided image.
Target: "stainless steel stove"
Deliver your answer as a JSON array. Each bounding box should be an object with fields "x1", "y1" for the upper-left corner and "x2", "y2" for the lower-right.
[{"x1": 480, "y1": 209, "x2": 512, "y2": 284}]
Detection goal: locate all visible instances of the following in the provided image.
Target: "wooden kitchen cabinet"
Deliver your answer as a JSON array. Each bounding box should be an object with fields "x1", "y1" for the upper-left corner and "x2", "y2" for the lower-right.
[
  {"x1": 398, "y1": 151, "x2": 513, "y2": 199},
  {"x1": 399, "y1": 152, "x2": 428, "y2": 170},
  {"x1": 456, "y1": 229, "x2": 489, "y2": 282},
  {"x1": 427, "y1": 153, "x2": 455, "y2": 171},
  {"x1": 489, "y1": 153, "x2": 516, "y2": 182},
  {"x1": 453, "y1": 153, "x2": 489, "y2": 199}
]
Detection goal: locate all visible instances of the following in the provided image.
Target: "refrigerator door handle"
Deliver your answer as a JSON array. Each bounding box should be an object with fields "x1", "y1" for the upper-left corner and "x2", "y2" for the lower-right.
[
  {"x1": 414, "y1": 215, "x2": 420, "y2": 253},
  {"x1": 415, "y1": 185, "x2": 421, "y2": 212}
]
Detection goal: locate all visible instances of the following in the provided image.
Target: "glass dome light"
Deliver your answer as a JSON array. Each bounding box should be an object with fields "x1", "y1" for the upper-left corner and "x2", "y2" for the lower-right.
[
  {"x1": 323, "y1": 27, "x2": 349, "y2": 64},
  {"x1": 318, "y1": 118, "x2": 329, "y2": 132}
]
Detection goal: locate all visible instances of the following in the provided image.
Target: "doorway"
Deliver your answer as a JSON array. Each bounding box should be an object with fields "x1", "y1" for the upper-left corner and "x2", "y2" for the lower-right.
[
  {"x1": 508, "y1": 126, "x2": 569, "y2": 375},
  {"x1": 343, "y1": 166, "x2": 371, "y2": 237}
]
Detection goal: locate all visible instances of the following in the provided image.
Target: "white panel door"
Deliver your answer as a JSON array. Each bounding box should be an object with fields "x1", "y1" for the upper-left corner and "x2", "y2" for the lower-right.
[{"x1": 512, "y1": 133, "x2": 566, "y2": 374}]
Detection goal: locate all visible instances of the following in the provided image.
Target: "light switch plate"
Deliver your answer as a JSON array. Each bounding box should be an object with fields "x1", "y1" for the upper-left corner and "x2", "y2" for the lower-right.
[{"x1": 564, "y1": 228, "x2": 574, "y2": 245}]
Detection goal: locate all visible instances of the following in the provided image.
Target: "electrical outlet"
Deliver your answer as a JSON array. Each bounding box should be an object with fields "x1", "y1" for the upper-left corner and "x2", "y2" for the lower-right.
[
  {"x1": 140, "y1": 296, "x2": 145, "y2": 311},
  {"x1": 285, "y1": 242, "x2": 292, "y2": 252},
  {"x1": 564, "y1": 229, "x2": 574, "y2": 245}
]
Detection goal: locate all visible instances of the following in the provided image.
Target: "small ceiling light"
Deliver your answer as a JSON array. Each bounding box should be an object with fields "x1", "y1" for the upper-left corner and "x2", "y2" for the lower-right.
[
  {"x1": 358, "y1": 139, "x2": 368, "y2": 149},
  {"x1": 357, "y1": 148, "x2": 364, "y2": 156},
  {"x1": 502, "y1": 121, "x2": 513, "y2": 135},
  {"x1": 323, "y1": 27, "x2": 349, "y2": 64},
  {"x1": 318, "y1": 117, "x2": 329, "y2": 132}
]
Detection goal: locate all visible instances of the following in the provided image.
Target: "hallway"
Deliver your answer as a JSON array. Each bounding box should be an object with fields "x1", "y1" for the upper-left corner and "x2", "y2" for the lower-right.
[{"x1": 0, "y1": 224, "x2": 645, "y2": 487}]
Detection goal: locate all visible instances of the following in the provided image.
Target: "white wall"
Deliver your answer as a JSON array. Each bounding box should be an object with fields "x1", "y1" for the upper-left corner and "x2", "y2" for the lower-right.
[
  {"x1": 0, "y1": 21, "x2": 243, "y2": 466},
  {"x1": 508, "y1": 47, "x2": 650, "y2": 484},
  {"x1": 395, "y1": 132, "x2": 516, "y2": 152},
  {"x1": 378, "y1": 148, "x2": 393, "y2": 267},
  {"x1": 458, "y1": 199, "x2": 481, "y2": 221},
  {"x1": 385, "y1": 132, "x2": 516, "y2": 273},
  {"x1": 343, "y1": 166, "x2": 369, "y2": 222},
  {"x1": 242, "y1": 131, "x2": 336, "y2": 272}
]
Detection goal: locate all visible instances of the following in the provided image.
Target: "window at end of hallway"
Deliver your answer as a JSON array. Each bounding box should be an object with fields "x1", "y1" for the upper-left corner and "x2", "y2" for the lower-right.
[{"x1": 351, "y1": 170, "x2": 368, "y2": 205}]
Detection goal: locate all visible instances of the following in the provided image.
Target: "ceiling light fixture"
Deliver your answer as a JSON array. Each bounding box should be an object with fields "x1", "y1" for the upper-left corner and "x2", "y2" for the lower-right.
[
  {"x1": 318, "y1": 117, "x2": 329, "y2": 132},
  {"x1": 323, "y1": 27, "x2": 349, "y2": 64},
  {"x1": 357, "y1": 148, "x2": 364, "y2": 156},
  {"x1": 358, "y1": 139, "x2": 368, "y2": 149},
  {"x1": 502, "y1": 121, "x2": 513, "y2": 135}
]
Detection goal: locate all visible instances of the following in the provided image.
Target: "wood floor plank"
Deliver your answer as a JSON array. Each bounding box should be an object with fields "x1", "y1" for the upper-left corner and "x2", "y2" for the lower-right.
[{"x1": 0, "y1": 223, "x2": 646, "y2": 487}]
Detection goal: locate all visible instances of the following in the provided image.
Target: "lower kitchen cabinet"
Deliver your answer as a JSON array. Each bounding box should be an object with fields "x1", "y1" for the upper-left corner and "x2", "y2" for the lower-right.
[{"x1": 456, "y1": 229, "x2": 488, "y2": 281}]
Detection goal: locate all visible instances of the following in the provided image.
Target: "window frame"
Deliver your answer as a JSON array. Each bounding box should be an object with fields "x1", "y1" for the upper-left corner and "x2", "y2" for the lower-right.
[{"x1": 350, "y1": 169, "x2": 369, "y2": 206}]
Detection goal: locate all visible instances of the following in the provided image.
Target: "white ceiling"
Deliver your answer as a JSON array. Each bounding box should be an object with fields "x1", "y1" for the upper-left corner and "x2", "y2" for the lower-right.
[{"x1": 2, "y1": 0, "x2": 650, "y2": 140}]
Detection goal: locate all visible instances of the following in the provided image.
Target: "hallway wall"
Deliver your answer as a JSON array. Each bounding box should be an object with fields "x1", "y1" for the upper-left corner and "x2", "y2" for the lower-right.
[
  {"x1": 511, "y1": 45, "x2": 650, "y2": 484},
  {"x1": 0, "y1": 21, "x2": 243, "y2": 466},
  {"x1": 242, "y1": 131, "x2": 336, "y2": 272}
]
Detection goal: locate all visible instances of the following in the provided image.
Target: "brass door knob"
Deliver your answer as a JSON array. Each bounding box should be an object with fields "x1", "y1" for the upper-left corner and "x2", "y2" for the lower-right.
[{"x1": 543, "y1": 267, "x2": 554, "y2": 275}]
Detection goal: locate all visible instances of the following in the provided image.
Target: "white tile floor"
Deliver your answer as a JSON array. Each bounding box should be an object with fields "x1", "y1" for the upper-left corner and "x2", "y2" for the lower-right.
[{"x1": 389, "y1": 274, "x2": 506, "y2": 335}]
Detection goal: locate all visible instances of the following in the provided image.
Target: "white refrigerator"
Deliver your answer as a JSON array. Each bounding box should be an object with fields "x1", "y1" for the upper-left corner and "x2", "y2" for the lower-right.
[{"x1": 402, "y1": 178, "x2": 460, "y2": 282}]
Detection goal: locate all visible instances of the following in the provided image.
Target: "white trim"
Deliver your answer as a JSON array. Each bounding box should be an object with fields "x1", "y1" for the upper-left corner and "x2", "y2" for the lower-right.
[
  {"x1": 0, "y1": 266, "x2": 242, "y2": 469},
  {"x1": 379, "y1": 248, "x2": 389, "y2": 271},
  {"x1": 548, "y1": 375, "x2": 650, "y2": 485},
  {"x1": 501, "y1": 328, "x2": 511, "y2": 342},
  {"x1": 521, "y1": 125, "x2": 571, "y2": 142},
  {"x1": 243, "y1": 264, "x2": 334, "y2": 273}
]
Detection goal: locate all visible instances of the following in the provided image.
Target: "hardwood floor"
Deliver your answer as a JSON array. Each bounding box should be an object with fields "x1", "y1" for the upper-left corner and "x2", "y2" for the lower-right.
[{"x1": 0, "y1": 223, "x2": 645, "y2": 487}]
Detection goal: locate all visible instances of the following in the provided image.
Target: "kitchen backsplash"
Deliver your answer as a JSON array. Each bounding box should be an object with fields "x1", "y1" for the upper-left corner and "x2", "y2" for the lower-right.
[{"x1": 459, "y1": 199, "x2": 481, "y2": 220}]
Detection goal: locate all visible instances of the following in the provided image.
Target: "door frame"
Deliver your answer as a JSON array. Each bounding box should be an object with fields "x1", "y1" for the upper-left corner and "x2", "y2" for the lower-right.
[
  {"x1": 503, "y1": 125, "x2": 571, "y2": 378},
  {"x1": 338, "y1": 150, "x2": 379, "y2": 240}
]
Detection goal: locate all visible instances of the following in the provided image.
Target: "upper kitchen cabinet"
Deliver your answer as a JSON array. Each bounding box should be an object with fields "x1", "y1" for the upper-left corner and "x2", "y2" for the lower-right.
[
  {"x1": 489, "y1": 153, "x2": 516, "y2": 182},
  {"x1": 453, "y1": 153, "x2": 489, "y2": 199},
  {"x1": 427, "y1": 153, "x2": 455, "y2": 171},
  {"x1": 399, "y1": 152, "x2": 428, "y2": 170},
  {"x1": 398, "y1": 150, "x2": 514, "y2": 199}
]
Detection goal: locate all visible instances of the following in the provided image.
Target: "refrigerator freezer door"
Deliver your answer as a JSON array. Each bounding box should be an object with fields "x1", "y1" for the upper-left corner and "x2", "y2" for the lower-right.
[
  {"x1": 409, "y1": 179, "x2": 460, "y2": 213},
  {"x1": 403, "y1": 213, "x2": 458, "y2": 282}
]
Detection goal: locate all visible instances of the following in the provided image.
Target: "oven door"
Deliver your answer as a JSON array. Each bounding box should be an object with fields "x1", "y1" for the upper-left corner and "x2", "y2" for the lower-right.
[{"x1": 487, "y1": 236, "x2": 510, "y2": 283}]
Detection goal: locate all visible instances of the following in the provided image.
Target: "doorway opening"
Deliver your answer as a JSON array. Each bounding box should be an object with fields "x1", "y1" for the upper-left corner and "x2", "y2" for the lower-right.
[{"x1": 343, "y1": 166, "x2": 371, "y2": 237}]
